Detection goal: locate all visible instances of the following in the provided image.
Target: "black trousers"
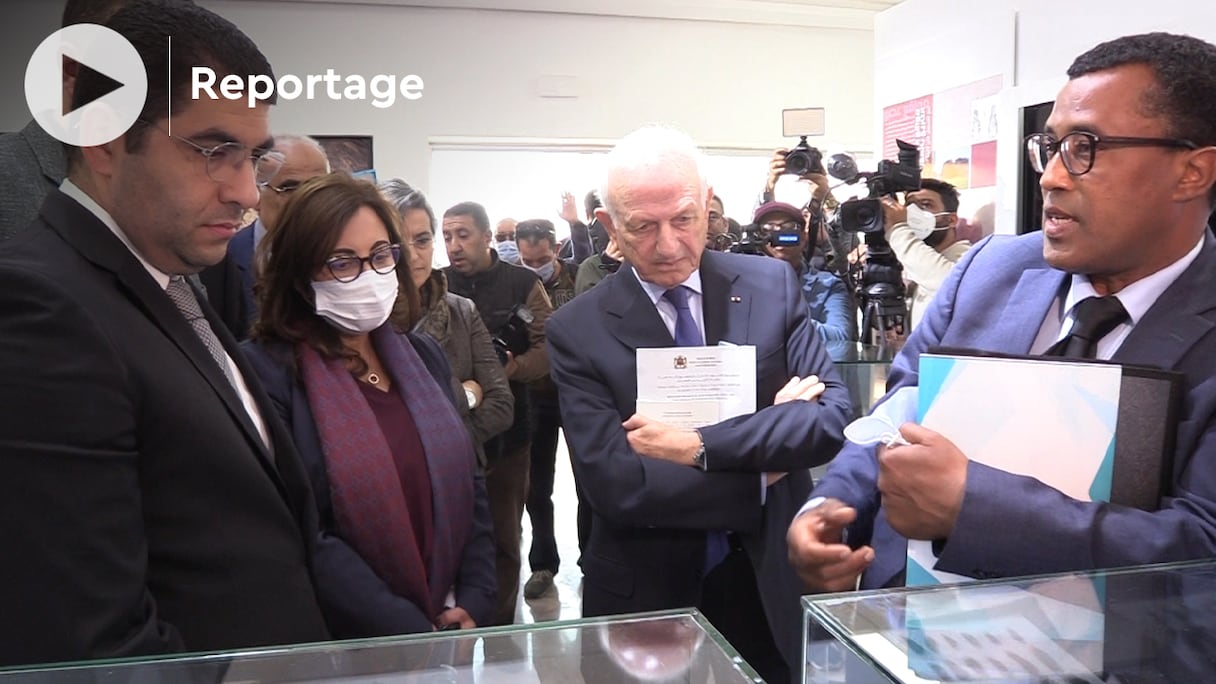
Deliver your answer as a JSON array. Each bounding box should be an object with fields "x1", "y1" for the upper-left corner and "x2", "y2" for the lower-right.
[
  {"x1": 699, "y1": 540, "x2": 791, "y2": 684},
  {"x1": 526, "y1": 391, "x2": 561, "y2": 573}
]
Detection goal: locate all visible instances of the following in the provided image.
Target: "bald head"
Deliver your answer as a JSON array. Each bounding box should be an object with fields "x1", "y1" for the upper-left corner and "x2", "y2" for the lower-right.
[{"x1": 257, "y1": 135, "x2": 330, "y2": 232}]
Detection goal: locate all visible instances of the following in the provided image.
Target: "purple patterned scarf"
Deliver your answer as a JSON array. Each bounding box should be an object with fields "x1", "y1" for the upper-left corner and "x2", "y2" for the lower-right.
[{"x1": 298, "y1": 325, "x2": 475, "y2": 619}]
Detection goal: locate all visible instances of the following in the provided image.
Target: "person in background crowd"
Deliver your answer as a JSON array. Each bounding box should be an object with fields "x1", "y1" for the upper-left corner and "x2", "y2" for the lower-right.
[
  {"x1": 380, "y1": 179, "x2": 514, "y2": 467},
  {"x1": 444, "y1": 200, "x2": 553, "y2": 625},
  {"x1": 752, "y1": 200, "x2": 856, "y2": 342},
  {"x1": 230, "y1": 133, "x2": 330, "y2": 327},
  {"x1": 559, "y1": 189, "x2": 609, "y2": 264},
  {"x1": 515, "y1": 219, "x2": 578, "y2": 599}
]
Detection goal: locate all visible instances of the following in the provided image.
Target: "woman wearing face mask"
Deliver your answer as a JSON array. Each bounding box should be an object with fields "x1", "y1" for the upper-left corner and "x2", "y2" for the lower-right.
[
  {"x1": 242, "y1": 172, "x2": 495, "y2": 637},
  {"x1": 378, "y1": 178, "x2": 513, "y2": 468}
]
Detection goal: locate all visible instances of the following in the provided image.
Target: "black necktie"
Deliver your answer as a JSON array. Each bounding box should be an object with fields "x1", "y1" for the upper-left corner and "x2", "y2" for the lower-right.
[{"x1": 1046, "y1": 295, "x2": 1129, "y2": 359}]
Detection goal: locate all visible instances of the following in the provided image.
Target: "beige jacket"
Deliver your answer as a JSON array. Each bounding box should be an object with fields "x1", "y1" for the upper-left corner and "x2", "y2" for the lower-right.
[{"x1": 886, "y1": 223, "x2": 972, "y2": 330}]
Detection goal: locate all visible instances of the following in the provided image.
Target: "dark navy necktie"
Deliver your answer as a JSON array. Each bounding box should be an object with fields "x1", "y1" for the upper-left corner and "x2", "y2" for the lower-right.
[
  {"x1": 662, "y1": 285, "x2": 729, "y2": 574},
  {"x1": 1046, "y1": 295, "x2": 1129, "y2": 359},
  {"x1": 662, "y1": 285, "x2": 702, "y2": 346}
]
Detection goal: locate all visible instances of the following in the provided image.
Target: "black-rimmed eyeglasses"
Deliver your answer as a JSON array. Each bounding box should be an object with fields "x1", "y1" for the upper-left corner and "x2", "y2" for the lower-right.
[
  {"x1": 325, "y1": 244, "x2": 401, "y2": 283},
  {"x1": 137, "y1": 119, "x2": 283, "y2": 184},
  {"x1": 1025, "y1": 131, "x2": 1197, "y2": 176}
]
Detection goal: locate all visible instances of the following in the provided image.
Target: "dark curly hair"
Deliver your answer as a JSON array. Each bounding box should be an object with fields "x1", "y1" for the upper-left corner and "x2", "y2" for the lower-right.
[
  {"x1": 1068, "y1": 32, "x2": 1216, "y2": 204},
  {"x1": 251, "y1": 172, "x2": 420, "y2": 376}
]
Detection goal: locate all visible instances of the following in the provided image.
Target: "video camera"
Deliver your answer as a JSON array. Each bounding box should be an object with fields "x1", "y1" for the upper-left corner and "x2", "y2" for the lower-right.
[
  {"x1": 728, "y1": 221, "x2": 803, "y2": 256},
  {"x1": 824, "y1": 140, "x2": 923, "y2": 349},
  {"x1": 490, "y1": 304, "x2": 534, "y2": 365},
  {"x1": 827, "y1": 139, "x2": 922, "y2": 234}
]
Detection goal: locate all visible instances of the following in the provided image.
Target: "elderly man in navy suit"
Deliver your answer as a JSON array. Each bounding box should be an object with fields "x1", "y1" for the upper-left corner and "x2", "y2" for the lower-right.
[
  {"x1": 790, "y1": 32, "x2": 1216, "y2": 593},
  {"x1": 546, "y1": 125, "x2": 852, "y2": 683}
]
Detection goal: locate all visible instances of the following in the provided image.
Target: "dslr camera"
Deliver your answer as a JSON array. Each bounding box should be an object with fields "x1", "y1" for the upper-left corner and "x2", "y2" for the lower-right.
[
  {"x1": 491, "y1": 304, "x2": 534, "y2": 365},
  {"x1": 780, "y1": 107, "x2": 827, "y2": 178}
]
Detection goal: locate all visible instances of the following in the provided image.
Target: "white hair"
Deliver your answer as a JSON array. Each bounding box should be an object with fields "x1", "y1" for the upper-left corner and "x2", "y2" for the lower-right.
[
  {"x1": 598, "y1": 125, "x2": 710, "y2": 224},
  {"x1": 270, "y1": 133, "x2": 331, "y2": 173}
]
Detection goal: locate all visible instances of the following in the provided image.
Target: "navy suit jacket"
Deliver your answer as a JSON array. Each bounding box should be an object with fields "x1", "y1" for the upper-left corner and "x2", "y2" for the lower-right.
[
  {"x1": 546, "y1": 249, "x2": 852, "y2": 670},
  {"x1": 242, "y1": 336, "x2": 497, "y2": 637},
  {"x1": 229, "y1": 220, "x2": 257, "y2": 331},
  {"x1": 814, "y1": 231, "x2": 1216, "y2": 589}
]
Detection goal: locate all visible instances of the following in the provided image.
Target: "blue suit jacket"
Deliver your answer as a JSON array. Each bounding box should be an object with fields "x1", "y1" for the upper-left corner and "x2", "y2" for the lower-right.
[
  {"x1": 242, "y1": 336, "x2": 497, "y2": 637},
  {"x1": 814, "y1": 231, "x2": 1216, "y2": 589},
  {"x1": 229, "y1": 220, "x2": 257, "y2": 330},
  {"x1": 546, "y1": 249, "x2": 852, "y2": 671}
]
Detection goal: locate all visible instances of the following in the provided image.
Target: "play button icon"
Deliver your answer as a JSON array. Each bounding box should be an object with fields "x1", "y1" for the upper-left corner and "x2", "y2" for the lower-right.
[{"x1": 24, "y1": 24, "x2": 147, "y2": 147}]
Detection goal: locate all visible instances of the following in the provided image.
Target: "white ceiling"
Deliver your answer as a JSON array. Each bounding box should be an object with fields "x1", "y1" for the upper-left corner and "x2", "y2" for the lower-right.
[{"x1": 255, "y1": 0, "x2": 905, "y2": 30}]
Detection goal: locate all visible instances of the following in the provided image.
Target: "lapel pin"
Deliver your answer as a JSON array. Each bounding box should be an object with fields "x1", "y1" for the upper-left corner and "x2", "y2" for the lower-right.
[{"x1": 730, "y1": 295, "x2": 742, "y2": 303}]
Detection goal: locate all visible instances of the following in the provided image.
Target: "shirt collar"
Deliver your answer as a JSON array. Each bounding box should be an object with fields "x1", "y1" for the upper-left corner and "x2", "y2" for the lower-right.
[
  {"x1": 60, "y1": 179, "x2": 173, "y2": 291},
  {"x1": 631, "y1": 267, "x2": 703, "y2": 307},
  {"x1": 1062, "y1": 236, "x2": 1204, "y2": 325}
]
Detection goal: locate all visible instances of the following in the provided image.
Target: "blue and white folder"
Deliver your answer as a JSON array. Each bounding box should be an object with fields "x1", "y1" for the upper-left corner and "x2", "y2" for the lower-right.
[{"x1": 906, "y1": 349, "x2": 1181, "y2": 586}]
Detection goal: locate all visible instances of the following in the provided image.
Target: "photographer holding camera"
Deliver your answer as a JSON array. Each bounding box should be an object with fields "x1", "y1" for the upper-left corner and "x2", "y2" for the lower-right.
[
  {"x1": 756, "y1": 150, "x2": 857, "y2": 342},
  {"x1": 442, "y1": 201, "x2": 554, "y2": 626},
  {"x1": 878, "y1": 178, "x2": 973, "y2": 330}
]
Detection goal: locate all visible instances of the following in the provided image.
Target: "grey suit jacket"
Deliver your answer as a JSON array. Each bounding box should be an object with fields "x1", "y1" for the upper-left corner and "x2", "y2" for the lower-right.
[
  {"x1": 0, "y1": 120, "x2": 65, "y2": 240},
  {"x1": 814, "y1": 231, "x2": 1216, "y2": 589}
]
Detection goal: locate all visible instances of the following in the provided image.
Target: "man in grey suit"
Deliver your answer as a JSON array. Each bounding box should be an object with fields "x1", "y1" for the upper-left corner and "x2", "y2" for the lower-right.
[{"x1": 789, "y1": 32, "x2": 1216, "y2": 592}]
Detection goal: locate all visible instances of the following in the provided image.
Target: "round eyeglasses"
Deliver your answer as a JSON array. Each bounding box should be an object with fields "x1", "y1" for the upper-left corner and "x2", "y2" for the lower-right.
[
  {"x1": 1025, "y1": 131, "x2": 1197, "y2": 177},
  {"x1": 325, "y1": 244, "x2": 402, "y2": 283},
  {"x1": 138, "y1": 119, "x2": 283, "y2": 184}
]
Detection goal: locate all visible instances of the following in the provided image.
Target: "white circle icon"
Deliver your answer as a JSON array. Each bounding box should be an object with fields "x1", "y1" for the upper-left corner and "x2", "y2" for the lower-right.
[{"x1": 24, "y1": 24, "x2": 147, "y2": 147}]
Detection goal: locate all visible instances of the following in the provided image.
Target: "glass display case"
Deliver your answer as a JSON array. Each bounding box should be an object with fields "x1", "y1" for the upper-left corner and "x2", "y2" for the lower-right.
[
  {"x1": 827, "y1": 342, "x2": 896, "y2": 418},
  {"x1": 0, "y1": 609, "x2": 763, "y2": 683},
  {"x1": 802, "y1": 559, "x2": 1216, "y2": 683}
]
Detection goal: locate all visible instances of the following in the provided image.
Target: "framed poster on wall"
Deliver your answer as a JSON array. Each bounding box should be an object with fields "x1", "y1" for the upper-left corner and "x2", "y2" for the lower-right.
[{"x1": 313, "y1": 135, "x2": 374, "y2": 177}]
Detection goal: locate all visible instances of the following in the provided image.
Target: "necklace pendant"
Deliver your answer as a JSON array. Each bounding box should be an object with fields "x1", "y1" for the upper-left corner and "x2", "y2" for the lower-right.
[{"x1": 366, "y1": 371, "x2": 380, "y2": 385}]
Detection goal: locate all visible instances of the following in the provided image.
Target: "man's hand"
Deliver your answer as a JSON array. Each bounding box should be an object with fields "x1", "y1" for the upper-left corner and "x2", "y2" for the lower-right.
[
  {"x1": 774, "y1": 375, "x2": 826, "y2": 404},
  {"x1": 622, "y1": 414, "x2": 700, "y2": 465},
  {"x1": 877, "y1": 423, "x2": 968, "y2": 540},
  {"x1": 765, "y1": 149, "x2": 789, "y2": 192},
  {"x1": 767, "y1": 148, "x2": 831, "y2": 199},
  {"x1": 604, "y1": 236, "x2": 623, "y2": 262},
  {"x1": 787, "y1": 498, "x2": 874, "y2": 592},
  {"x1": 559, "y1": 191, "x2": 579, "y2": 224},
  {"x1": 880, "y1": 196, "x2": 908, "y2": 236},
  {"x1": 434, "y1": 606, "x2": 476, "y2": 631}
]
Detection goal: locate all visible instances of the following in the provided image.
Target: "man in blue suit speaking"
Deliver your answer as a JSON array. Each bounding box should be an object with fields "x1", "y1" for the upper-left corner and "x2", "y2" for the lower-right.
[
  {"x1": 789, "y1": 32, "x2": 1216, "y2": 592},
  {"x1": 546, "y1": 125, "x2": 852, "y2": 683}
]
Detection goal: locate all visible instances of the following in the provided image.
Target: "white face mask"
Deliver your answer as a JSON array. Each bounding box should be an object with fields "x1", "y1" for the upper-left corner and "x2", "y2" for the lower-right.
[
  {"x1": 311, "y1": 270, "x2": 400, "y2": 334},
  {"x1": 905, "y1": 204, "x2": 951, "y2": 240},
  {"x1": 525, "y1": 260, "x2": 556, "y2": 282}
]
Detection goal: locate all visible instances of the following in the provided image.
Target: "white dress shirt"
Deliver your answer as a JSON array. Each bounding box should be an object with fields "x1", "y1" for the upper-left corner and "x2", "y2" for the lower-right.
[{"x1": 1029, "y1": 237, "x2": 1204, "y2": 359}]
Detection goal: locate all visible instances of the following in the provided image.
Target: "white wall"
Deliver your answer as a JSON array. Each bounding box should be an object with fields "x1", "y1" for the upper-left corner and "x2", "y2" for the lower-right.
[
  {"x1": 875, "y1": 0, "x2": 1216, "y2": 234},
  {"x1": 197, "y1": 1, "x2": 875, "y2": 204}
]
